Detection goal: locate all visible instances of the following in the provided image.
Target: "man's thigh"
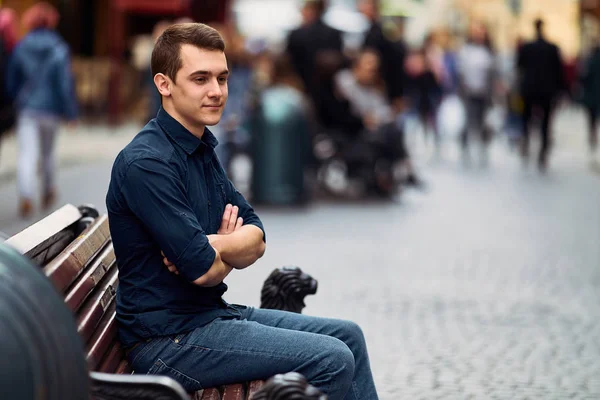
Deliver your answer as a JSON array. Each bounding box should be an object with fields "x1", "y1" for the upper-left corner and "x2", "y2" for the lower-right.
[
  {"x1": 241, "y1": 306, "x2": 360, "y2": 339},
  {"x1": 131, "y1": 315, "x2": 347, "y2": 391}
]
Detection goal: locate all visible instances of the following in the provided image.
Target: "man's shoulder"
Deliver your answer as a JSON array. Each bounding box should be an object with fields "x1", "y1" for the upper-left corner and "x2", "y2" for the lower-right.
[
  {"x1": 120, "y1": 120, "x2": 177, "y2": 166},
  {"x1": 110, "y1": 121, "x2": 181, "y2": 184},
  {"x1": 288, "y1": 26, "x2": 304, "y2": 41},
  {"x1": 313, "y1": 21, "x2": 342, "y2": 42}
]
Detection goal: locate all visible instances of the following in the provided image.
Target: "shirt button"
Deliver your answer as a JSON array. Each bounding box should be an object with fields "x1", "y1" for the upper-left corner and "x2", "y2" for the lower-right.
[{"x1": 174, "y1": 338, "x2": 180, "y2": 343}]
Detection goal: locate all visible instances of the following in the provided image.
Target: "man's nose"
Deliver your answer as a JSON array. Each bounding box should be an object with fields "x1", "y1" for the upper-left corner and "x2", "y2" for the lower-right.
[{"x1": 207, "y1": 79, "x2": 223, "y2": 98}]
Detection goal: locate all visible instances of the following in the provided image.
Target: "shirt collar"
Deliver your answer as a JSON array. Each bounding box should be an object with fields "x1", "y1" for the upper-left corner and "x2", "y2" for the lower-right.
[{"x1": 156, "y1": 107, "x2": 219, "y2": 155}]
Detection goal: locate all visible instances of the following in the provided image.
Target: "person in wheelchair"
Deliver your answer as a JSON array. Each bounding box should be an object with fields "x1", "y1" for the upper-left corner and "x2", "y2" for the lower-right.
[{"x1": 333, "y1": 49, "x2": 423, "y2": 191}]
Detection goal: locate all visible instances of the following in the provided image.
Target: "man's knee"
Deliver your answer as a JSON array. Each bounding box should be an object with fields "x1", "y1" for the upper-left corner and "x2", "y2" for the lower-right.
[
  {"x1": 321, "y1": 337, "x2": 355, "y2": 383},
  {"x1": 303, "y1": 337, "x2": 354, "y2": 398}
]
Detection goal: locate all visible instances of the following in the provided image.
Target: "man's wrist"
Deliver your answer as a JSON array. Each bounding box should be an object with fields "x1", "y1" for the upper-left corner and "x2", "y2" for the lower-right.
[{"x1": 207, "y1": 234, "x2": 228, "y2": 256}]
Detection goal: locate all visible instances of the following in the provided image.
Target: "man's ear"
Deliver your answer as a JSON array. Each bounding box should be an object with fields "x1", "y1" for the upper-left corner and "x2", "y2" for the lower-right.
[{"x1": 154, "y1": 73, "x2": 172, "y2": 97}]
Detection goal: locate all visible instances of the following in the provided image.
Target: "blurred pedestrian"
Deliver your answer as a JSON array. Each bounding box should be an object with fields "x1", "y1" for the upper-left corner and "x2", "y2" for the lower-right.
[
  {"x1": 359, "y1": 0, "x2": 407, "y2": 111},
  {"x1": 6, "y1": 2, "x2": 78, "y2": 218},
  {"x1": 579, "y1": 41, "x2": 600, "y2": 161},
  {"x1": 412, "y1": 36, "x2": 444, "y2": 145},
  {"x1": 437, "y1": 29, "x2": 460, "y2": 95},
  {"x1": 250, "y1": 54, "x2": 312, "y2": 205},
  {"x1": 286, "y1": 0, "x2": 344, "y2": 105},
  {"x1": 335, "y1": 49, "x2": 423, "y2": 188},
  {"x1": 0, "y1": 8, "x2": 19, "y2": 143},
  {"x1": 457, "y1": 22, "x2": 496, "y2": 151},
  {"x1": 517, "y1": 18, "x2": 565, "y2": 170}
]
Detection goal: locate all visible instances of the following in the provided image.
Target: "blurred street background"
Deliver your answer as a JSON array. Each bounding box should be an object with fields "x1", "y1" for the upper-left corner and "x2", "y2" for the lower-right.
[{"x1": 1, "y1": 0, "x2": 600, "y2": 399}]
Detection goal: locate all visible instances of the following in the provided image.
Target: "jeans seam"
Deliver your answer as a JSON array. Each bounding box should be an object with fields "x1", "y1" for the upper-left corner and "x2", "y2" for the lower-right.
[
  {"x1": 320, "y1": 358, "x2": 334, "y2": 396},
  {"x1": 351, "y1": 380, "x2": 360, "y2": 400},
  {"x1": 180, "y1": 342, "x2": 309, "y2": 363},
  {"x1": 130, "y1": 339, "x2": 160, "y2": 366},
  {"x1": 149, "y1": 358, "x2": 202, "y2": 387}
]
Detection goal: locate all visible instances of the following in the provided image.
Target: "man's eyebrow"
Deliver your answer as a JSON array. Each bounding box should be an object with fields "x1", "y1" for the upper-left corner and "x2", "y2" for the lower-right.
[{"x1": 189, "y1": 70, "x2": 230, "y2": 77}]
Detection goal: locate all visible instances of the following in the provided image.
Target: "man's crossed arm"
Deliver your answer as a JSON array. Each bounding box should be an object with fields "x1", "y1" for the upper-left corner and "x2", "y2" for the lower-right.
[{"x1": 162, "y1": 204, "x2": 266, "y2": 284}]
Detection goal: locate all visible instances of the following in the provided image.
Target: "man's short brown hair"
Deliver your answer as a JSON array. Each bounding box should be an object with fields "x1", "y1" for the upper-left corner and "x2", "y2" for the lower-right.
[{"x1": 151, "y1": 22, "x2": 225, "y2": 83}]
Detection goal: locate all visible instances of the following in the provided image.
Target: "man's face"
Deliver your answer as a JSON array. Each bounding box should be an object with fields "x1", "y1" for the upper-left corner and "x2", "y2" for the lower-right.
[
  {"x1": 354, "y1": 52, "x2": 380, "y2": 85},
  {"x1": 301, "y1": 4, "x2": 317, "y2": 25},
  {"x1": 358, "y1": 0, "x2": 378, "y2": 20},
  {"x1": 169, "y1": 44, "x2": 229, "y2": 128},
  {"x1": 470, "y1": 24, "x2": 485, "y2": 44}
]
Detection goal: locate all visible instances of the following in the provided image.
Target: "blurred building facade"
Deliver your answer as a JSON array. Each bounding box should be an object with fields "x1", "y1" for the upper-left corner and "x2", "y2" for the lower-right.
[
  {"x1": 1, "y1": 0, "x2": 232, "y2": 123},
  {"x1": 400, "y1": 0, "x2": 580, "y2": 56}
]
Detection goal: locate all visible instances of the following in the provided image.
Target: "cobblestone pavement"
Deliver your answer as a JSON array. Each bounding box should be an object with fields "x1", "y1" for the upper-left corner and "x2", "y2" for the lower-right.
[{"x1": 0, "y1": 109, "x2": 599, "y2": 399}]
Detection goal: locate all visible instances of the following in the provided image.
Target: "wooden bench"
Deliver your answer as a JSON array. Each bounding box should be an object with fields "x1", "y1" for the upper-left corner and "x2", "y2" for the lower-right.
[{"x1": 6, "y1": 204, "x2": 265, "y2": 400}]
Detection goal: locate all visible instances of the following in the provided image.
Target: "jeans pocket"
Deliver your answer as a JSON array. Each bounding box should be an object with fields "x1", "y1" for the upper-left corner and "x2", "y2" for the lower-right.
[
  {"x1": 147, "y1": 358, "x2": 203, "y2": 391},
  {"x1": 129, "y1": 339, "x2": 159, "y2": 368}
]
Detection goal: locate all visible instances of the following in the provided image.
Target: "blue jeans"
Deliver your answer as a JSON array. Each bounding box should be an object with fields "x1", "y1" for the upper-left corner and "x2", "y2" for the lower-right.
[{"x1": 127, "y1": 306, "x2": 378, "y2": 400}]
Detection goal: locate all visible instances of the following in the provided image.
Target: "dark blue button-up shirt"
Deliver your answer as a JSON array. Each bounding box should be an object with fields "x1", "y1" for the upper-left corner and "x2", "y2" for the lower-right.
[{"x1": 106, "y1": 108, "x2": 265, "y2": 348}]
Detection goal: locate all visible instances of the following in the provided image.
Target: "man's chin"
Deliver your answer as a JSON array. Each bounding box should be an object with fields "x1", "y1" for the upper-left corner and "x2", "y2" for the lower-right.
[
  {"x1": 205, "y1": 119, "x2": 222, "y2": 127},
  {"x1": 201, "y1": 116, "x2": 223, "y2": 127}
]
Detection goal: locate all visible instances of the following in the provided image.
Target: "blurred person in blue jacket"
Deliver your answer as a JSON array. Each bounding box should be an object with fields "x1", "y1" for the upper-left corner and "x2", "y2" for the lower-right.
[{"x1": 6, "y1": 2, "x2": 78, "y2": 218}]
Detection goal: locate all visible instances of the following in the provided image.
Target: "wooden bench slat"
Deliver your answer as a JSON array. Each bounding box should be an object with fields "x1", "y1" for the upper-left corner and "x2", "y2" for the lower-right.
[
  {"x1": 65, "y1": 243, "x2": 115, "y2": 312},
  {"x1": 98, "y1": 341, "x2": 125, "y2": 373},
  {"x1": 115, "y1": 359, "x2": 132, "y2": 375},
  {"x1": 201, "y1": 388, "x2": 222, "y2": 400},
  {"x1": 222, "y1": 383, "x2": 245, "y2": 400},
  {"x1": 189, "y1": 391, "x2": 203, "y2": 400},
  {"x1": 5, "y1": 204, "x2": 82, "y2": 259},
  {"x1": 247, "y1": 380, "x2": 264, "y2": 399},
  {"x1": 44, "y1": 215, "x2": 110, "y2": 293},
  {"x1": 76, "y1": 267, "x2": 118, "y2": 343},
  {"x1": 86, "y1": 306, "x2": 117, "y2": 371}
]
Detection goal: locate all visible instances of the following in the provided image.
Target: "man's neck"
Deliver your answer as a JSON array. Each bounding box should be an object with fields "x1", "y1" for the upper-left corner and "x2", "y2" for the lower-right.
[{"x1": 162, "y1": 103, "x2": 205, "y2": 139}]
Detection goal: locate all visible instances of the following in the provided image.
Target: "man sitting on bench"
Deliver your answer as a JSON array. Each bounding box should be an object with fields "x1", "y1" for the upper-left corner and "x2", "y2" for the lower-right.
[{"x1": 105, "y1": 22, "x2": 378, "y2": 400}]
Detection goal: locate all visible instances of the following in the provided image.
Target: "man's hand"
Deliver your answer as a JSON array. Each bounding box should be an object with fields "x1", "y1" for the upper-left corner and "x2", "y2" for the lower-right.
[
  {"x1": 161, "y1": 251, "x2": 179, "y2": 275},
  {"x1": 218, "y1": 204, "x2": 243, "y2": 235}
]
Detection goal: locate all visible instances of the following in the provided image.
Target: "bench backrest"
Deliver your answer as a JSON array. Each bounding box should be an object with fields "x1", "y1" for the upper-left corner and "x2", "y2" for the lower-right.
[{"x1": 42, "y1": 213, "x2": 127, "y2": 374}]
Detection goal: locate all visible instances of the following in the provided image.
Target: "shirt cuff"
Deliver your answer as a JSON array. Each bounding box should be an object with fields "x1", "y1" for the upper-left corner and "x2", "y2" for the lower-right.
[{"x1": 176, "y1": 231, "x2": 217, "y2": 282}]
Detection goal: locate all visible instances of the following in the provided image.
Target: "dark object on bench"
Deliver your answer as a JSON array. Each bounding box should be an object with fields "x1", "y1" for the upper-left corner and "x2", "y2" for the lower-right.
[
  {"x1": 0, "y1": 244, "x2": 89, "y2": 400},
  {"x1": 260, "y1": 267, "x2": 318, "y2": 313},
  {"x1": 4, "y1": 204, "x2": 321, "y2": 400},
  {"x1": 5, "y1": 204, "x2": 98, "y2": 266},
  {"x1": 251, "y1": 372, "x2": 326, "y2": 400}
]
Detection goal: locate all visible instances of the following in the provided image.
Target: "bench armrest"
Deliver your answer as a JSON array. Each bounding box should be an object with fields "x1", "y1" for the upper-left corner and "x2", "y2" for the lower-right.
[{"x1": 90, "y1": 371, "x2": 190, "y2": 400}]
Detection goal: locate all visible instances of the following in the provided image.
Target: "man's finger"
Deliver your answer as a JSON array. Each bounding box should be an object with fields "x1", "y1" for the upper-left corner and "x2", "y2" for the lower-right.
[
  {"x1": 167, "y1": 265, "x2": 179, "y2": 274},
  {"x1": 163, "y1": 257, "x2": 174, "y2": 267},
  {"x1": 235, "y1": 217, "x2": 243, "y2": 230},
  {"x1": 228, "y1": 206, "x2": 239, "y2": 231},
  {"x1": 220, "y1": 204, "x2": 232, "y2": 231}
]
